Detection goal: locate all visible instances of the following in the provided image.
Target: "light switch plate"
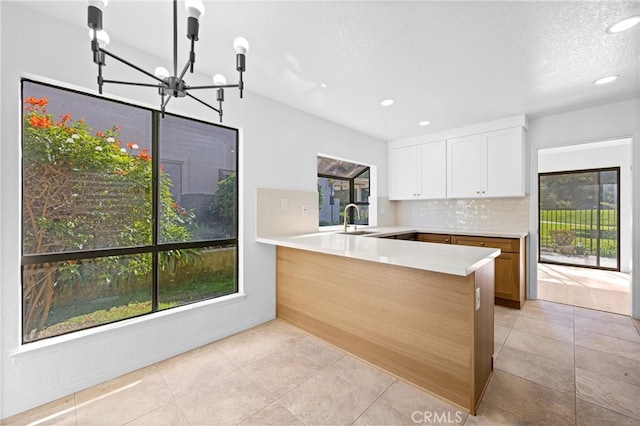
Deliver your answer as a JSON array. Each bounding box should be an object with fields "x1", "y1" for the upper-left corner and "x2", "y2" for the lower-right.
[
  {"x1": 281, "y1": 198, "x2": 288, "y2": 210},
  {"x1": 475, "y1": 287, "x2": 481, "y2": 310},
  {"x1": 301, "y1": 204, "x2": 308, "y2": 215}
]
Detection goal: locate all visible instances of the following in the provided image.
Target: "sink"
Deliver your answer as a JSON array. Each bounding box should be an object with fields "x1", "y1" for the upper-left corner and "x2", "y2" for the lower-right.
[{"x1": 338, "y1": 230, "x2": 379, "y2": 236}]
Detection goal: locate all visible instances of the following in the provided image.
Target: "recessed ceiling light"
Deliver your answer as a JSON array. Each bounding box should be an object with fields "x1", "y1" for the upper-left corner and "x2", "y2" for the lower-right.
[
  {"x1": 419, "y1": 120, "x2": 431, "y2": 126},
  {"x1": 606, "y1": 16, "x2": 640, "y2": 33},
  {"x1": 320, "y1": 83, "x2": 327, "y2": 88},
  {"x1": 380, "y1": 99, "x2": 394, "y2": 106},
  {"x1": 593, "y1": 75, "x2": 619, "y2": 85}
]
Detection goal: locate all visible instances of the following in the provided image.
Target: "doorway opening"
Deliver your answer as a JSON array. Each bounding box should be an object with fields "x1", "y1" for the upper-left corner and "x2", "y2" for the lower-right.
[{"x1": 536, "y1": 139, "x2": 632, "y2": 315}]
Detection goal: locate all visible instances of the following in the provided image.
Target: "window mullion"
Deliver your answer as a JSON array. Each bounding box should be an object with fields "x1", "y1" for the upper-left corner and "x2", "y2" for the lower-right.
[{"x1": 151, "y1": 111, "x2": 159, "y2": 312}]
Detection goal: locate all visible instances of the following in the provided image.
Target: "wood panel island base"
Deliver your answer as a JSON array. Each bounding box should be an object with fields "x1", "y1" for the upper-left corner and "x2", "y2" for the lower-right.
[{"x1": 276, "y1": 246, "x2": 495, "y2": 415}]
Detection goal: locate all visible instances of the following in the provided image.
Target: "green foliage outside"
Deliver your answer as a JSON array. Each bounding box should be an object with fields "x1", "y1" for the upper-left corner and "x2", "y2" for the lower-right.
[{"x1": 209, "y1": 173, "x2": 237, "y2": 236}]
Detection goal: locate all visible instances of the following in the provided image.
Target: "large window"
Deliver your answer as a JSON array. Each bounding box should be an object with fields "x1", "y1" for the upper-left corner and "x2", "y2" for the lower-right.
[
  {"x1": 317, "y1": 156, "x2": 370, "y2": 227},
  {"x1": 21, "y1": 80, "x2": 238, "y2": 343}
]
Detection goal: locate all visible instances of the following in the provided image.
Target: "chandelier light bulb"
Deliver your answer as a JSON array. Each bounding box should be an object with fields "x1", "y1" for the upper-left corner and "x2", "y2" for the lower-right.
[
  {"x1": 233, "y1": 37, "x2": 250, "y2": 54},
  {"x1": 155, "y1": 66, "x2": 170, "y2": 79},
  {"x1": 185, "y1": 0, "x2": 205, "y2": 19},
  {"x1": 89, "y1": 29, "x2": 110, "y2": 48},
  {"x1": 88, "y1": 0, "x2": 108, "y2": 9},
  {"x1": 213, "y1": 74, "x2": 227, "y2": 85}
]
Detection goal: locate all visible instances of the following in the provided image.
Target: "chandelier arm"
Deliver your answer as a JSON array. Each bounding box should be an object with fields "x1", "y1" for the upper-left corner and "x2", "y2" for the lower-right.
[
  {"x1": 100, "y1": 48, "x2": 165, "y2": 84},
  {"x1": 186, "y1": 93, "x2": 221, "y2": 114},
  {"x1": 161, "y1": 92, "x2": 174, "y2": 113},
  {"x1": 187, "y1": 84, "x2": 240, "y2": 90},
  {"x1": 177, "y1": 59, "x2": 193, "y2": 85},
  {"x1": 101, "y1": 80, "x2": 165, "y2": 88},
  {"x1": 173, "y1": 0, "x2": 178, "y2": 77}
]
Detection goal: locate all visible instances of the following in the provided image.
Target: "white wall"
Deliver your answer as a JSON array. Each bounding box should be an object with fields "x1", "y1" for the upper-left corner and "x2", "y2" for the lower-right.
[
  {"x1": 538, "y1": 140, "x2": 632, "y2": 273},
  {"x1": 0, "y1": 3, "x2": 386, "y2": 418},
  {"x1": 528, "y1": 99, "x2": 640, "y2": 317}
]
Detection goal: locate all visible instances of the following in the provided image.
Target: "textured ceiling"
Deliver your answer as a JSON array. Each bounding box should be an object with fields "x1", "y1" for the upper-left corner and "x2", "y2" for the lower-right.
[{"x1": 17, "y1": 0, "x2": 640, "y2": 141}]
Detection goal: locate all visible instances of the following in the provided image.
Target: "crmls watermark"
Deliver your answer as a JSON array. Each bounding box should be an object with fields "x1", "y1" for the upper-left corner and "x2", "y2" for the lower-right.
[{"x1": 411, "y1": 410, "x2": 465, "y2": 424}]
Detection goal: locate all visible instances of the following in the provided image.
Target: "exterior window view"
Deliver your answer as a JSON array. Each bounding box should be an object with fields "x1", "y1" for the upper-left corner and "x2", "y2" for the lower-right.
[
  {"x1": 538, "y1": 168, "x2": 620, "y2": 270},
  {"x1": 317, "y1": 156, "x2": 370, "y2": 227},
  {"x1": 21, "y1": 80, "x2": 238, "y2": 343}
]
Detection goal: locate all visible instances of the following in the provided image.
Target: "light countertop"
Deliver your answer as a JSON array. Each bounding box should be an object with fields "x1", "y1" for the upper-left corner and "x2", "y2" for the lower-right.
[{"x1": 257, "y1": 229, "x2": 501, "y2": 276}]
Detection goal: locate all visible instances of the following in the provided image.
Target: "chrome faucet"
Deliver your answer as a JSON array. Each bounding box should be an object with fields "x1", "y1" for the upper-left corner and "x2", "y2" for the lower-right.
[{"x1": 343, "y1": 203, "x2": 360, "y2": 232}]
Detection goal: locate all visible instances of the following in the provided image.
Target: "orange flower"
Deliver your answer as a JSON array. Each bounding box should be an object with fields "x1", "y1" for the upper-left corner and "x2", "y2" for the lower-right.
[
  {"x1": 25, "y1": 96, "x2": 48, "y2": 107},
  {"x1": 138, "y1": 148, "x2": 151, "y2": 161},
  {"x1": 95, "y1": 131, "x2": 104, "y2": 138},
  {"x1": 28, "y1": 115, "x2": 52, "y2": 128},
  {"x1": 60, "y1": 113, "x2": 71, "y2": 124},
  {"x1": 126, "y1": 142, "x2": 134, "y2": 149}
]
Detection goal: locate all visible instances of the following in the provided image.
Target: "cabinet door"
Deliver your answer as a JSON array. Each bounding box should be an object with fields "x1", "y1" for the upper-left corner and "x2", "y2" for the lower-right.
[
  {"x1": 389, "y1": 146, "x2": 419, "y2": 200},
  {"x1": 485, "y1": 128, "x2": 525, "y2": 197},
  {"x1": 447, "y1": 134, "x2": 485, "y2": 198},
  {"x1": 494, "y1": 252, "x2": 519, "y2": 300},
  {"x1": 419, "y1": 141, "x2": 447, "y2": 199},
  {"x1": 417, "y1": 233, "x2": 451, "y2": 244}
]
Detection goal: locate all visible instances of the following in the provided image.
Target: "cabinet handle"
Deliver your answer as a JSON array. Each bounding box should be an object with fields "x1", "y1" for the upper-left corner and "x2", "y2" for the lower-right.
[
  {"x1": 445, "y1": 239, "x2": 449, "y2": 242},
  {"x1": 480, "y1": 242, "x2": 485, "y2": 245},
  {"x1": 482, "y1": 190, "x2": 486, "y2": 194},
  {"x1": 476, "y1": 190, "x2": 480, "y2": 194}
]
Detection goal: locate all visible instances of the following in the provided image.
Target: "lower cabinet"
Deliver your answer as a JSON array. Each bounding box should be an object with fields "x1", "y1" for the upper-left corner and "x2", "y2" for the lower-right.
[
  {"x1": 416, "y1": 233, "x2": 527, "y2": 309},
  {"x1": 417, "y1": 233, "x2": 450, "y2": 244}
]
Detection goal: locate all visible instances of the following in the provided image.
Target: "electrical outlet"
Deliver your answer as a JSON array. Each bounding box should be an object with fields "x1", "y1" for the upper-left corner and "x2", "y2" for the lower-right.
[
  {"x1": 281, "y1": 198, "x2": 288, "y2": 210},
  {"x1": 475, "y1": 287, "x2": 481, "y2": 310},
  {"x1": 301, "y1": 204, "x2": 308, "y2": 215}
]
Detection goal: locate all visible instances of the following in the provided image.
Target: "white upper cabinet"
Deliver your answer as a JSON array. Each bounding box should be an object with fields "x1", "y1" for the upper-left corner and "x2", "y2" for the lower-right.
[
  {"x1": 485, "y1": 127, "x2": 525, "y2": 197},
  {"x1": 446, "y1": 134, "x2": 484, "y2": 198},
  {"x1": 388, "y1": 115, "x2": 527, "y2": 200},
  {"x1": 389, "y1": 140, "x2": 446, "y2": 200},
  {"x1": 447, "y1": 127, "x2": 525, "y2": 198}
]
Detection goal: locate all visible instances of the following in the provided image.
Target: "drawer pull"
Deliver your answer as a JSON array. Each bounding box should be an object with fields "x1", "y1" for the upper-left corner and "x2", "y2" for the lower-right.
[{"x1": 480, "y1": 242, "x2": 484, "y2": 245}]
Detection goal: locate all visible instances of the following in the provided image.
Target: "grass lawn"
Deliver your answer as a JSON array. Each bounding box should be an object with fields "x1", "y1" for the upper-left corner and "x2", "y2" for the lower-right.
[
  {"x1": 35, "y1": 275, "x2": 236, "y2": 340},
  {"x1": 539, "y1": 209, "x2": 618, "y2": 257}
]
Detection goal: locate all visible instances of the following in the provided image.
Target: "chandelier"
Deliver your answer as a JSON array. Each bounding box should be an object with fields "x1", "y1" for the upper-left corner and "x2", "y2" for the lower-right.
[{"x1": 87, "y1": 0, "x2": 248, "y2": 122}]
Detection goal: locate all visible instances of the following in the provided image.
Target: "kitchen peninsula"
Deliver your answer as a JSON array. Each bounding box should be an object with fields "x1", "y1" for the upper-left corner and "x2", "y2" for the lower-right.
[{"x1": 258, "y1": 229, "x2": 500, "y2": 415}]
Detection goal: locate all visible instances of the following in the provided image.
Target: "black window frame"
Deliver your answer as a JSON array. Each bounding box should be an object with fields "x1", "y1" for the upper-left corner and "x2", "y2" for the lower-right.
[
  {"x1": 318, "y1": 167, "x2": 370, "y2": 225},
  {"x1": 538, "y1": 167, "x2": 620, "y2": 272},
  {"x1": 20, "y1": 78, "x2": 240, "y2": 343}
]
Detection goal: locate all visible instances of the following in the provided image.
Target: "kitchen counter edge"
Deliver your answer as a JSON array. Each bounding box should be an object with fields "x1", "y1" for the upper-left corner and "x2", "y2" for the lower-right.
[{"x1": 257, "y1": 232, "x2": 500, "y2": 277}]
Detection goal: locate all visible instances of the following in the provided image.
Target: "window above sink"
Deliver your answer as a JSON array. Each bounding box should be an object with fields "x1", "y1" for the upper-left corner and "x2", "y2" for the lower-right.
[{"x1": 317, "y1": 155, "x2": 370, "y2": 229}]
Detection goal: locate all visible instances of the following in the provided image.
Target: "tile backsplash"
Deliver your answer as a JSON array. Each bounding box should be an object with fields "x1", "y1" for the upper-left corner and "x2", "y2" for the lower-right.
[{"x1": 395, "y1": 196, "x2": 530, "y2": 233}]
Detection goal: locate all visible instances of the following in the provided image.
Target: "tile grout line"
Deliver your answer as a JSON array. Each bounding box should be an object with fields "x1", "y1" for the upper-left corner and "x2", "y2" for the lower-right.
[{"x1": 348, "y1": 378, "x2": 399, "y2": 426}]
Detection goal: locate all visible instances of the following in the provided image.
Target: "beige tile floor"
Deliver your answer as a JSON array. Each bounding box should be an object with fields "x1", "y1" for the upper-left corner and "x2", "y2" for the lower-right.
[
  {"x1": 4, "y1": 301, "x2": 640, "y2": 426},
  {"x1": 538, "y1": 263, "x2": 631, "y2": 315}
]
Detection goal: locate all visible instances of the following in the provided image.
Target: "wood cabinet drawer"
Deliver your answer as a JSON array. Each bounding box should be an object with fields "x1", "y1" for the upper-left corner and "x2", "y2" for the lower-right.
[
  {"x1": 417, "y1": 233, "x2": 451, "y2": 244},
  {"x1": 450, "y1": 235, "x2": 519, "y2": 253}
]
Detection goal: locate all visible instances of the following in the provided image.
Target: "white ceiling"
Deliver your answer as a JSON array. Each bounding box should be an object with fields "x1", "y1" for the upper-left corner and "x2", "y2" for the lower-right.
[{"x1": 20, "y1": 0, "x2": 640, "y2": 141}]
